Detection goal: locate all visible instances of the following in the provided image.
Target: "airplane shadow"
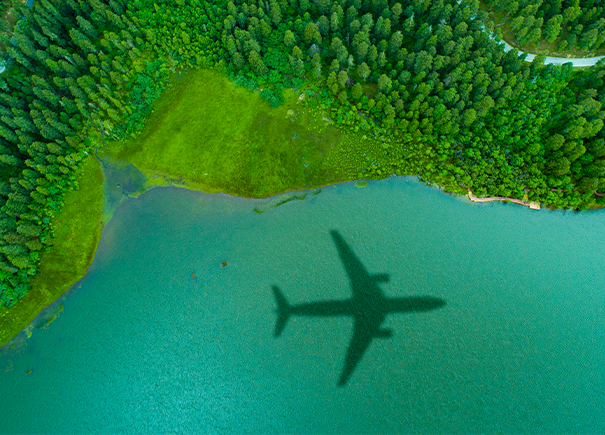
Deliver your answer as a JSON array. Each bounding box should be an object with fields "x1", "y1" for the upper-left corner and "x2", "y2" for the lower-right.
[{"x1": 272, "y1": 230, "x2": 446, "y2": 387}]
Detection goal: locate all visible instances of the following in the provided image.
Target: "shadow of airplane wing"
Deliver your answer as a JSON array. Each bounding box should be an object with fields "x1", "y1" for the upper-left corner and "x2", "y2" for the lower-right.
[
  {"x1": 330, "y1": 230, "x2": 386, "y2": 300},
  {"x1": 337, "y1": 313, "x2": 385, "y2": 387}
]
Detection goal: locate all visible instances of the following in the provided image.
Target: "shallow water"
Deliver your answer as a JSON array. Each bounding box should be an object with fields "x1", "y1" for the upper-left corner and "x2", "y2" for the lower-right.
[{"x1": 1, "y1": 177, "x2": 604, "y2": 433}]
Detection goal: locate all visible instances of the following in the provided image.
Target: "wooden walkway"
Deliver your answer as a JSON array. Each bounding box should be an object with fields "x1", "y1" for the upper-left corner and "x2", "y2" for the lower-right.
[{"x1": 468, "y1": 190, "x2": 540, "y2": 210}]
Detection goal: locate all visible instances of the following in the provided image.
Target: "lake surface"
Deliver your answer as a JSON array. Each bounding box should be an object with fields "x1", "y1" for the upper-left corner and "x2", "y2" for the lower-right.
[{"x1": 1, "y1": 177, "x2": 604, "y2": 433}]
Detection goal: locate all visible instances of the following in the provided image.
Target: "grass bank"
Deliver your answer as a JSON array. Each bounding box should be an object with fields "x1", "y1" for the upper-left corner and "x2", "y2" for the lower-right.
[{"x1": 0, "y1": 157, "x2": 104, "y2": 348}]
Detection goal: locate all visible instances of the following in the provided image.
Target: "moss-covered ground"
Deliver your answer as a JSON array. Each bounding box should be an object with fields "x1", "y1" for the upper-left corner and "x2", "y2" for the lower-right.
[{"x1": 0, "y1": 157, "x2": 104, "y2": 347}]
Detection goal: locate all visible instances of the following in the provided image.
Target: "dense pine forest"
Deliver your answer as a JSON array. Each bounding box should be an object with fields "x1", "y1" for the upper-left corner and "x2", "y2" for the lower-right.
[{"x1": 0, "y1": 0, "x2": 604, "y2": 308}]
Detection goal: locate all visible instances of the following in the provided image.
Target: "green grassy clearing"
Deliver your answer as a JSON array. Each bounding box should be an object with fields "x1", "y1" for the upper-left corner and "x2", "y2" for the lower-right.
[
  {"x1": 0, "y1": 157, "x2": 104, "y2": 348},
  {"x1": 103, "y1": 69, "x2": 379, "y2": 197}
]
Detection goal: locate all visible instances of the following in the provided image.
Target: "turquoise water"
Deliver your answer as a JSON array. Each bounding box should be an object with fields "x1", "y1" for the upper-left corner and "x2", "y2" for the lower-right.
[{"x1": 1, "y1": 177, "x2": 605, "y2": 433}]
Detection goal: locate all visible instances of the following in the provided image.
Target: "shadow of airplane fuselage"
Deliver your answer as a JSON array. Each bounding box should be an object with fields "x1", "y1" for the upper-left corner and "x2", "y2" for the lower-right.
[
  {"x1": 272, "y1": 230, "x2": 446, "y2": 387},
  {"x1": 282, "y1": 296, "x2": 445, "y2": 318}
]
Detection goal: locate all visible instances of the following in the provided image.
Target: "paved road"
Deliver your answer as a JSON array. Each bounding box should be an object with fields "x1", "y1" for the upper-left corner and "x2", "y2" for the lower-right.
[{"x1": 501, "y1": 41, "x2": 605, "y2": 67}]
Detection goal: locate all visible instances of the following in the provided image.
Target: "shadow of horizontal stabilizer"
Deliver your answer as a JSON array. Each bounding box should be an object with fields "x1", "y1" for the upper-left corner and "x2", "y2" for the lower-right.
[{"x1": 272, "y1": 286, "x2": 290, "y2": 337}]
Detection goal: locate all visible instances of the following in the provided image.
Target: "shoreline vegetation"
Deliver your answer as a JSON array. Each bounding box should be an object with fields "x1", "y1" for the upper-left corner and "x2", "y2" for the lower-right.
[
  {"x1": 0, "y1": 157, "x2": 104, "y2": 348},
  {"x1": 2, "y1": 0, "x2": 605, "y2": 346}
]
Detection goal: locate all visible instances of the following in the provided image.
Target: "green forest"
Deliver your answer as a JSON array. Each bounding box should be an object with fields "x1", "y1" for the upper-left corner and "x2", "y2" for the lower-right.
[{"x1": 0, "y1": 0, "x2": 604, "y2": 310}]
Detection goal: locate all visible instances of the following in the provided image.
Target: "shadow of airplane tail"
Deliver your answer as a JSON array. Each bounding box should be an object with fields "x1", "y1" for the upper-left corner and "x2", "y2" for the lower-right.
[{"x1": 272, "y1": 286, "x2": 291, "y2": 337}]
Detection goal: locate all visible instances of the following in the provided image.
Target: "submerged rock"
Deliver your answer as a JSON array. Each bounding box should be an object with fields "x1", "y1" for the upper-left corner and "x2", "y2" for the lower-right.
[{"x1": 253, "y1": 189, "x2": 320, "y2": 214}]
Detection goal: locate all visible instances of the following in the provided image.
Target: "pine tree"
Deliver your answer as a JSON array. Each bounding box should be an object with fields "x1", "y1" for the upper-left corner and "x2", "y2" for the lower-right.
[
  {"x1": 284, "y1": 30, "x2": 296, "y2": 48},
  {"x1": 377, "y1": 74, "x2": 392, "y2": 93},
  {"x1": 391, "y1": 2, "x2": 403, "y2": 26},
  {"x1": 336, "y1": 45, "x2": 349, "y2": 64},
  {"x1": 317, "y1": 16, "x2": 330, "y2": 35},
  {"x1": 76, "y1": 16, "x2": 98, "y2": 40},
  {"x1": 292, "y1": 46, "x2": 303, "y2": 59},
  {"x1": 414, "y1": 51, "x2": 433, "y2": 74},
  {"x1": 270, "y1": 0, "x2": 282, "y2": 25},
  {"x1": 69, "y1": 28, "x2": 97, "y2": 53},
  {"x1": 299, "y1": 0, "x2": 310, "y2": 11},
  {"x1": 580, "y1": 28, "x2": 599, "y2": 50},
  {"x1": 331, "y1": 12, "x2": 341, "y2": 32},
  {"x1": 361, "y1": 13, "x2": 373, "y2": 30},
  {"x1": 356, "y1": 41, "x2": 368, "y2": 62},
  {"x1": 329, "y1": 59, "x2": 340, "y2": 73},
  {"x1": 367, "y1": 45, "x2": 377, "y2": 63},
  {"x1": 293, "y1": 58, "x2": 305, "y2": 77},
  {"x1": 351, "y1": 83, "x2": 363, "y2": 100},
  {"x1": 260, "y1": 19, "x2": 272, "y2": 37},
  {"x1": 389, "y1": 31, "x2": 403, "y2": 56},
  {"x1": 304, "y1": 23, "x2": 322, "y2": 44},
  {"x1": 357, "y1": 62, "x2": 370, "y2": 81},
  {"x1": 327, "y1": 72, "x2": 339, "y2": 94},
  {"x1": 233, "y1": 52, "x2": 246, "y2": 70},
  {"x1": 248, "y1": 51, "x2": 267, "y2": 76},
  {"x1": 337, "y1": 70, "x2": 348, "y2": 87},
  {"x1": 226, "y1": 37, "x2": 237, "y2": 55},
  {"x1": 311, "y1": 53, "x2": 322, "y2": 79},
  {"x1": 317, "y1": 0, "x2": 331, "y2": 14}
]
